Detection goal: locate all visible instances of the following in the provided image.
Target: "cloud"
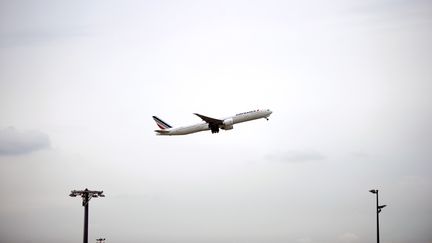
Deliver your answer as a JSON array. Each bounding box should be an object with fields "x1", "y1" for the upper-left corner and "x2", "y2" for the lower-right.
[
  {"x1": 266, "y1": 149, "x2": 326, "y2": 163},
  {"x1": 338, "y1": 232, "x2": 359, "y2": 242},
  {"x1": 0, "y1": 127, "x2": 51, "y2": 155}
]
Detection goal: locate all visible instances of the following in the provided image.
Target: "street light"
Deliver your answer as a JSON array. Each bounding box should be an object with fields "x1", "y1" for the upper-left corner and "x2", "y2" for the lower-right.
[
  {"x1": 369, "y1": 189, "x2": 387, "y2": 243},
  {"x1": 70, "y1": 188, "x2": 105, "y2": 243},
  {"x1": 96, "y1": 238, "x2": 106, "y2": 243}
]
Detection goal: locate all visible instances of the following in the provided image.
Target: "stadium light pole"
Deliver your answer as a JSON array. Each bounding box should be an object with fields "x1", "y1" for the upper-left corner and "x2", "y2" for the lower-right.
[
  {"x1": 369, "y1": 189, "x2": 387, "y2": 243},
  {"x1": 70, "y1": 188, "x2": 105, "y2": 243}
]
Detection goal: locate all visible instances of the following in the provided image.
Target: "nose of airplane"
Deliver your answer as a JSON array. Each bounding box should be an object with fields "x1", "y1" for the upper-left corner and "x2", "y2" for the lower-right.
[{"x1": 267, "y1": 109, "x2": 273, "y2": 115}]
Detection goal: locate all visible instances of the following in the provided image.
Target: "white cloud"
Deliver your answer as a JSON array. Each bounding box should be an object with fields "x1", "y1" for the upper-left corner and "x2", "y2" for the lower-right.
[{"x1": 0, "y1": 127, "x2": 50, "y2": 155}]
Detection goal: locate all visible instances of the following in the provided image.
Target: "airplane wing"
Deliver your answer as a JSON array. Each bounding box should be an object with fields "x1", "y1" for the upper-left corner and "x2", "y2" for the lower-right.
[{"x1": 194, "y1": 113, "x2": 224, "y2": 125}]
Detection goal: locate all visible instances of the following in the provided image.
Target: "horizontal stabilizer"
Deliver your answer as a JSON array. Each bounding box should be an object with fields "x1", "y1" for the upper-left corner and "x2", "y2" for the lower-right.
[{"x1": 155, "y1": 129, "x2": 170, "y2": 133}]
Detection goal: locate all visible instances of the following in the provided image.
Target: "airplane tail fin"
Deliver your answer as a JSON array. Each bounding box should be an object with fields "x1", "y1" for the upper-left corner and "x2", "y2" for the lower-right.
[{"x1": 152, "y1": 116, "x2": 172, "y2": 130}]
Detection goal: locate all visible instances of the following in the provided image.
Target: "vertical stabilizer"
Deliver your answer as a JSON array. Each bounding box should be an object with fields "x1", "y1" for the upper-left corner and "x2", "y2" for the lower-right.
[{"x1": 152, "y1": 116, "x2": 172, "y2": 130}]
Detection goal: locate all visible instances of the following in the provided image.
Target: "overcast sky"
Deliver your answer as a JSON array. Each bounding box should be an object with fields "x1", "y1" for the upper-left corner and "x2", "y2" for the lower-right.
[{"x1": 1, "y1": 0, "x2": 432, "y2": 243}]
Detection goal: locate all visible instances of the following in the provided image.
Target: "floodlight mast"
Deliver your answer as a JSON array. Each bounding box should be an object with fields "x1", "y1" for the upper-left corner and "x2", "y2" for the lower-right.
[
  {"x1": 369, "y1": 189, "x2": 387, "y2": 243},
  {"x1": 70, "y1": 188, "x2": 105, "y2": 243}
]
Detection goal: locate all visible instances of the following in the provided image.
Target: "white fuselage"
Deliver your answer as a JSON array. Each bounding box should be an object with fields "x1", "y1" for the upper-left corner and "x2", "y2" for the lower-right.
[{"x1": 156, "y1": 109, "x2": 272, "y2": 135}]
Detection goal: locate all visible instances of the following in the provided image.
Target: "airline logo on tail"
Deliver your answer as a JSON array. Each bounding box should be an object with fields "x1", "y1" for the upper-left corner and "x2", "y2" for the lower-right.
[{"x1": 152, "y1": 116, "x2": 172, "y2": 130}]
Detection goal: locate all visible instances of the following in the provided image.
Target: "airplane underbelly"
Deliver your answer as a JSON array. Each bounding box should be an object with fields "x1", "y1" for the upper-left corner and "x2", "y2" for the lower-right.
[{"x1": 173, "y1": 124, "x2": 208, "y2": 135}]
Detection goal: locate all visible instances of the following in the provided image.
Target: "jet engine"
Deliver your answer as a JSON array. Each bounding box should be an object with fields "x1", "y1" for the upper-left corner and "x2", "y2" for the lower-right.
[{"x1": 221, "y1": 118, "x2": 234, "y2": 130}]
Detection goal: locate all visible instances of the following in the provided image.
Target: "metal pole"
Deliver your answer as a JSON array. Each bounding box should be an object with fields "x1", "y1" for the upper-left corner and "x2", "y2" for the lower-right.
[
  {"x1": 370, "y1": 189, "x2": 386, "y2": 243},
  {"x1": 70, "y1": 188, "x2": 104, "y2": 243},
  {"x1": 84, "y1": 192, "x2": 89, "y2": 243},
  {"x1": 376, "y1": 190, "x2": 380, "y2": 243}
]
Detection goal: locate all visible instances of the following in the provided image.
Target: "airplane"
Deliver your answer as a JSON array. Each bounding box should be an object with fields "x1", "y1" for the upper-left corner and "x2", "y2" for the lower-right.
[{"x1": 153, "y1": 109, "x2": 272, "y2": 135}]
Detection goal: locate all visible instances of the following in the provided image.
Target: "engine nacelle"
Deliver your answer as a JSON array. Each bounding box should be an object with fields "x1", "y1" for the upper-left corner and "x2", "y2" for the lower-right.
[{"x1": 222, "y1": 118, "x2": 234, "y2": 130}]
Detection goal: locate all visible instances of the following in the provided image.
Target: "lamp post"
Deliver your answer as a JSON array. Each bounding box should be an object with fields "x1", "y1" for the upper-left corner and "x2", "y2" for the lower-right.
[
  {"x1": 70, "y1": 188, "x2": 105, "y2": 243},
  {"x1": 96, "y1": 238, "x2": 106, "y2": 243},
  {"x1": 369, "y1": 189, "x2": 387, "y2": 243}
]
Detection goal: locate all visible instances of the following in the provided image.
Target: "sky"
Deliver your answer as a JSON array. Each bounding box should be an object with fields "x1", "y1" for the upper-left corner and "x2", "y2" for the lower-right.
[{"x1": 0, "y1": 0, "x2": 432, "y2": 242}]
